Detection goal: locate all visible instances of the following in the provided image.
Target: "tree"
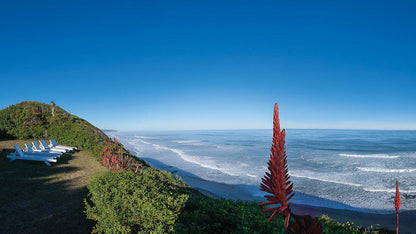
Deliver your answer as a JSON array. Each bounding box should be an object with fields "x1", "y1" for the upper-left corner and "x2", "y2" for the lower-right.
[{"x1": 51, "y1": 101, "x2": 56, "y2": 117}]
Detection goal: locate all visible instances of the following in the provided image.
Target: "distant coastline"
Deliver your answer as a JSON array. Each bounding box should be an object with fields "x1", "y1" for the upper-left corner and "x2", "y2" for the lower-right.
[{"x1": 101, "y1": 129, "x2": 117, "y2": 132}]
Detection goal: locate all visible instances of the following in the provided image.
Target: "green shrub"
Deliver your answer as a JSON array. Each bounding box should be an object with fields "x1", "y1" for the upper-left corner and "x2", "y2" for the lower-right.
[
  {"x1": 176, "y1": 195, "x2": 285, "y2": 234},
  {"x1": 319, "y1": 215, "x2": 392, "y2": 234},
  {"x1": 85, "y1": 169, "x2": 190, "y2": 233}
]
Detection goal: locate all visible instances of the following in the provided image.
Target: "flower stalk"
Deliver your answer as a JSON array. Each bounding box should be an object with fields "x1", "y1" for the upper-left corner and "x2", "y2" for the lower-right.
[
  {"x1": 395, "y1": 180, "x2": 401, "y2": 234},
  {"x1": 260, "y1": 103, "x2": 294, "y2": 229}
]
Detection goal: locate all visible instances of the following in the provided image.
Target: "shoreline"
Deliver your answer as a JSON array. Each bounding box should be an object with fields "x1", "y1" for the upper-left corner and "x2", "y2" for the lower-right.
[
  {"x1": 291, "y1": 203, "x2": 416, "y2": 233},
  {"x1": 141, "y1": 156, "x2": 416, "y2": 232}
]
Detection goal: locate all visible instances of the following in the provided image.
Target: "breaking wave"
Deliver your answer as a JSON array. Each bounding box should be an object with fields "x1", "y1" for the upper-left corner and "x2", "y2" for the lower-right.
[
  {"x1": 139, "y1": 139, "x2": 237, "y2": 176},
  {"x1": 290, "y1": 173, "x2": 362, "y2": 187},
  {"x1": 364, "y1": 188, "x2": 416, "y2": 193},
  {"x1": 357, "y1": 167, "x2": 416, "y2": 173},
  {"x1": 339, "y1": 153, "x2": 400, "y2": 159}
]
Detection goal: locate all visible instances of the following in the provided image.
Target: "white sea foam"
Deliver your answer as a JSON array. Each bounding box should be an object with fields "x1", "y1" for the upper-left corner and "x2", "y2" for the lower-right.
[
  {"x1": 339, "y1": 153, "x2": 400, "y2": 159},
  {"x1": 357, "y1": 167, "x2": 416, "y2": 173},
  {"x1": 135, "y1": 135, "x2": 160, "y2": 139},
  {"x1": 138, "y1": 140, "x2": 152, "y2": 145},
  {"x1": 172, "y1": 140, "x2": 206, "y2": 146},
  {"x1": 364, "y1": 188, "x2": 416, "y2": 193},
  {"x1": 290, "y1": 173, "x2": 362, "y2": 187},
  {"x1": 140, "y1": 139, "x2": 238, "y2": 176},
  {"x1": 133, "y1": 145, "x2": 142, "y2": 155}
]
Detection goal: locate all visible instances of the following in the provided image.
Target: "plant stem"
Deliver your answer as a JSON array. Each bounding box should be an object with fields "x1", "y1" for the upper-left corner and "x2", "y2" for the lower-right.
[{"x1": 396, "y1": 211, "x2": 399, "y2": 234}]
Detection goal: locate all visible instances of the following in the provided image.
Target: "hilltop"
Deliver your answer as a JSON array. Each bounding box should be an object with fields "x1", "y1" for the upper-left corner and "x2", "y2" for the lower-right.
[{"x1": 0, "y1": 101, "x2": 107, "y2": 156}]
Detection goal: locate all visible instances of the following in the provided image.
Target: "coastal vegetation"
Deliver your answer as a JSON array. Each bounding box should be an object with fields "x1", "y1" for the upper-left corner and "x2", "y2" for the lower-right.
[
  {"x1": 99, "y1": 138, "x2": 143, "y2": 172},
  {"x1": 85, "y1": 170, "x2": 189, "y2": 233},
  {"x1": 0, "y1": 101, "x2": 394, "y2": 233}
]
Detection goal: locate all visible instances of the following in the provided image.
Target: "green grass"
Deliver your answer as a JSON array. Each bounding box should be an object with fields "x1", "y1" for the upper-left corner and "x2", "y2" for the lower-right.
[{"x1": 0, "y1": 140, "x2": 107, "y2": 233}]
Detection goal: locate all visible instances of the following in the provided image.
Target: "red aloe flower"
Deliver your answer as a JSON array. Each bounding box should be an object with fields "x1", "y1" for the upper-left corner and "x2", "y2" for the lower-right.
[
  {"x1": 111, "y1": 156, "x2": 117, "y2": 164},
  {"x1": 260, "y1": 103, "x2": 294, "y2": 229},
  {"x1": 395, "y1": 180, "x2": 401, "y2": 234}
]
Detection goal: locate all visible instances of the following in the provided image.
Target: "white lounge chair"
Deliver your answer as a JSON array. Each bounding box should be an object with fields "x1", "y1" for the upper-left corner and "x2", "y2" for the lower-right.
[
  {"x1": 38, "y1": 140, "x2": 68, "y2": 153},
  {"x1": 32, "y1": 141, "x2": 66, "y2": 154},
  {"x1": 7, "y1": 145, "x2": 57, "y2": 166},
  {"x1": 49, "y1": 139, "x2": 76, "y2": 151},
  {"x1": 24, "y1": 143, "x2": 61, "y2": 158}
]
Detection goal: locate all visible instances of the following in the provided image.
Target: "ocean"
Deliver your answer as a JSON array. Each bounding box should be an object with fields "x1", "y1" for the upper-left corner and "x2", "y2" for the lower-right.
[{"x1": 107, "y1": 129, "x2": 416, "y2": 213}]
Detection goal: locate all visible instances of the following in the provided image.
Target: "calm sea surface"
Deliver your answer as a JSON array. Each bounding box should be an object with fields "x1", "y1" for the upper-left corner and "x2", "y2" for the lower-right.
[{"x1": 108, "y1": 129, "x2": 416, "y2": 212}]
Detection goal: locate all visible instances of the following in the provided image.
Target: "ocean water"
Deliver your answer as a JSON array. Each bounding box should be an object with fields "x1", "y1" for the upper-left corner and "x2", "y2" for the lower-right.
[{"x1": 108, "y1": 129, "x2": 416, "y2": 212}]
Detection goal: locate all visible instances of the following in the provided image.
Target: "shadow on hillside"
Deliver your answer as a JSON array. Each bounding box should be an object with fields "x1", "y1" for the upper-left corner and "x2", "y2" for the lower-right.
[{"x1": 0, "y1": 147, "x2": 92, "y2": 234}]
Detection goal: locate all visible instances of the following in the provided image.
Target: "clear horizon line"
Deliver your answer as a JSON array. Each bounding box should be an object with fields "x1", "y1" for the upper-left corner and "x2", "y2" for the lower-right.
[{"x1": 102, "y1": 127, "x2": 416, "y2": 132}]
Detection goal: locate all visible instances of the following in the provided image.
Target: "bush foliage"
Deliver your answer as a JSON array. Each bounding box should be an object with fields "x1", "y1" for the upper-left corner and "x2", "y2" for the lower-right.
[
  {"x1": 85, "y1": 169, "x2": 190, "y2": 233},
  {"x1": 176, "y1": 195, "x2": 285, "y2": 233},
  {"x1": 85, "y1": 170, "x2": 287, "y2": 234}
]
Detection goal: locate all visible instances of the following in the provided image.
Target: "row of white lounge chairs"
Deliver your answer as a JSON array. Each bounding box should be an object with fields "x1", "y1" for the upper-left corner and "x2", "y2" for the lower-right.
[{"x1": 7, "y1": 139, "x2": 77, "y2": 166}]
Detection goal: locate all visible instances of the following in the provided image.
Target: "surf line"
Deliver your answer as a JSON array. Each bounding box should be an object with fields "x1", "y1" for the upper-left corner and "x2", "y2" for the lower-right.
[
  {"x1": 138, "y1": 139, "x2": 238, "y2": 177},
  {"x1": 357, "y1": 167, "x2": 416, "y2": 173},
  {"x1": 290, "y1": 174, "x2": 362, "y2": 187},
  {"x1": 339, "y1": 153, "x2": 400, "y2": 159}
]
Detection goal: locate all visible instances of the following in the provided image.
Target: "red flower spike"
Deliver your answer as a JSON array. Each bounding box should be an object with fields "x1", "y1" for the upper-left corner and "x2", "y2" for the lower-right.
[
  {"x1": 260, "y1": 103, "x2": 294, "y2": 229},
  {"x1": 395, "y1": 180, "x2": 401, "y2": 234},
  {"x1": 395, "y1": 180, "x2": 401, "y2": 211}
]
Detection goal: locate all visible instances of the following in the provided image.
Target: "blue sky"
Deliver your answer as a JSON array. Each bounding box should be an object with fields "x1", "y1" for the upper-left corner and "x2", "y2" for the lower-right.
[{"x1": 1, "y1": 1, "x2": 415, "y2": 130}]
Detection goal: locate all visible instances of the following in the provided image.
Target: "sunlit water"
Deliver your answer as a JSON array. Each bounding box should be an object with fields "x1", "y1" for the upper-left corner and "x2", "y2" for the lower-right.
[{"x1": 108, "y1": 129, "x2": 416, "y2": 212}]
